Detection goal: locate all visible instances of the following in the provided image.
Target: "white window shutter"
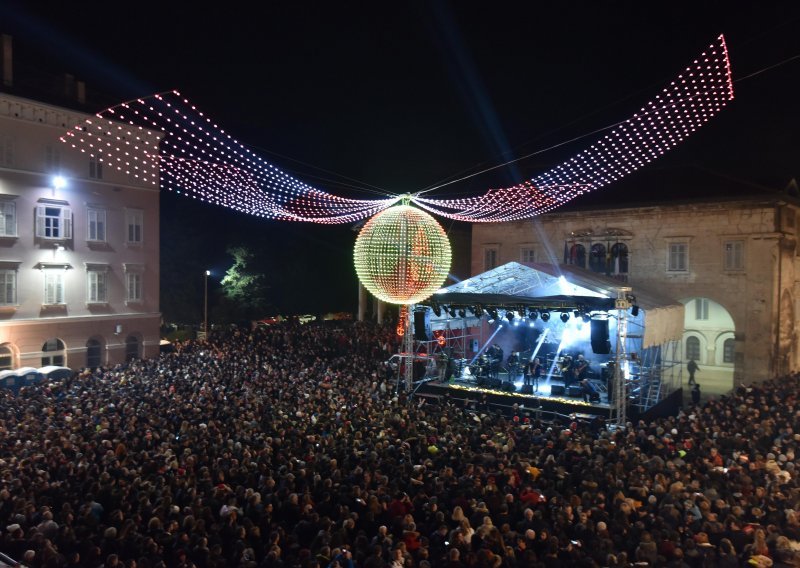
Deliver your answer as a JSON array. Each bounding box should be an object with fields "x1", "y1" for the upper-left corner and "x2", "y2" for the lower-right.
[
  {"x1": 35, "y1": 206, "x2": 45, "y2": 237},
  {"x1": 62, "y1": 208, "x2": 72, "y2": 239}
]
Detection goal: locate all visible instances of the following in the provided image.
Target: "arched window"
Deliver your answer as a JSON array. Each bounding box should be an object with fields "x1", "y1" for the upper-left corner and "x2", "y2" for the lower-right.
[
  {"x1": 125, "y1": 335, "x2": 140, "y2": 362},
  {"x1": 0, "y1": 344, "x2": 12, "y2": 370},
  {"x1": 685, "y1": 336, "x2": 701, "y2": 362},
  {"x1": 590, "y1": 243, "x2": 607, "y2": 273},
  {"x1": 42, "y1": 338, "x2": 66, "y2": 366},
  {"x1": 568, "y1": 244, "x2": 586, "y2": 268},
  {"x1": 611, "y1": 242, "x2": 629, "y2": 274},
  {"x1": 723, "y1": 338, "x2": 735, "y2": 364},
  {"x1": 86, "y1": 338, "x2": 102, "y2": 368}
]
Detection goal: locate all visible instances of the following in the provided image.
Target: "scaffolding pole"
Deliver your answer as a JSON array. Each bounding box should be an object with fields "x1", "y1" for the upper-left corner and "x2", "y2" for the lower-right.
[
  {"x1": 612, "y1": 287, "x2": 632, "y2": 430},
  {"x1": 403, "y1": 305, "x2": 415, "y2": 392}
]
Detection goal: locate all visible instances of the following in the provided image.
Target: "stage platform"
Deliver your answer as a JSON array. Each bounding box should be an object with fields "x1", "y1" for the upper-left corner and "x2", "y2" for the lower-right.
[{"x1": 412, "y1": 372, "x2": 613, "y2": 420}]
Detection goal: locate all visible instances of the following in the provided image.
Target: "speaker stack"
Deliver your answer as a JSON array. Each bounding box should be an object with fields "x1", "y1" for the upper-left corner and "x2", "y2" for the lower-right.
[{"x1": 590, "y1": 319, "x2": 611, "y2": 354}]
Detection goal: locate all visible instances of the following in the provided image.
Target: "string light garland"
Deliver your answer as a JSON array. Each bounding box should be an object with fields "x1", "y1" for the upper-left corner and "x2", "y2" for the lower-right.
[
  {"x1": 414, "y1": 34, "x2": 734, "y2": 222},
  {"x1": 353, "y1": 203, "x2": 452, "y2": 305},
  {"x1": 59, "y1": 35, "x2": 733, "y2": 226}
]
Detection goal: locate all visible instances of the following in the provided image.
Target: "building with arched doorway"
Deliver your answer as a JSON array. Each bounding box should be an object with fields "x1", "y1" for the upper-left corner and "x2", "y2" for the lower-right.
[{"x1": 471, "y1": 188, "x2": 800, "y2": 389}]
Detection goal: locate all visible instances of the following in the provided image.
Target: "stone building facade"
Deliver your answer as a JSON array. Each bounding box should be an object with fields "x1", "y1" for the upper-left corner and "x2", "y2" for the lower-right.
[
  {"x1": 0, "y1": 92, "x2": 161, "y2": 370},
  {"x1": 471, "y1": 196, "x2": 800, "y2": 388}
]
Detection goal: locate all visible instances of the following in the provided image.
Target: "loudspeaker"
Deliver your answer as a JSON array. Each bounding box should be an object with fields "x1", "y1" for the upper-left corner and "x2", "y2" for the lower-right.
[
  {"x1": 568, "y1": 385, "x2": 584, "y2": 397},
  {"x1": 520, "y1": 385, "x2": 534, "y2": 394},
  {"x1": 591, "y1": 319, "x2": 611, "y2": 354},
  {"x1": 413, "y1": 309, "x2": 431, "y2": 341},
  {"x1": 551, "y1": 384, "x2": 566, "y2": 396},
  {"x1": 503, "y1": 382, "x2": 515, "y2": 392},
  {"x1": 486, "y1": 377, "x2": 502, "y2": 389}
]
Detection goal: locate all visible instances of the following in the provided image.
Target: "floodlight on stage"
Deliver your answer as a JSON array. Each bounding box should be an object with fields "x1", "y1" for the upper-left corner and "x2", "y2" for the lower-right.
[
  {"x1": 506, "y1": 311, "x2": 515, "y2": 323},
  {"x1": 574, "y1": 310, "x2": 581, "y2": 319},
  {"x1": 458, "y1": 308, "x2": 466, "y2": 318},
  {"x1": 528, "y1": 310, "x2": 538, "y2": 320},
  {"x1": 582, "y1": 313, "x2": 591, "y2": 323},
  {"x1": 560, "y1": 312, "x2": 570, "y2": 323},
  {"x1": 540, "y1": 312, "x2": 551, "y2": 322},
  {"x1": 448, "y1": 306, "x2": 457, "y2": 318},
  {"x1": 487, "y1": 307, "x2": 499, "y2": 321},
  {"x1": 432, "y1": 303, "x2": 442, "y2": 317},
  {"x1": 471, "y1": 305, "x2": 483, "y2": 317}
]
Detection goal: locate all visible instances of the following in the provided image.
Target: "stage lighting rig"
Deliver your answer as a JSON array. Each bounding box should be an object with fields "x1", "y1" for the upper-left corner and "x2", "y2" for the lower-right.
[
  {"x1": 560, "y1": 312, "x2": 570, "y2": 323},
  {"x1": 540, "y1": 312, "x2": 551, "y2": 322}
]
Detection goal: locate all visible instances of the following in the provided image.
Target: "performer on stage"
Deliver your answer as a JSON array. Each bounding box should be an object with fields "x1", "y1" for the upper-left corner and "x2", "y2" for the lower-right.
[
  {"x1": 507, "y1": 351, "x2": 520, "y2": 378},
  {"x1": 560, "y1": 355, "x2": 575, "y2": 389},
  {"x1": 487, "y1": 343, "x2": 503, "y2": 379},
  {"x1": 525, "y1": 357, "x2": 543, "y2": 391},
  {"x1": 574, "y1": 354, "x2": 590, "y2": 381},
  {"x1": 581, "y1": 378, "x2": 599, "y2": 403}
]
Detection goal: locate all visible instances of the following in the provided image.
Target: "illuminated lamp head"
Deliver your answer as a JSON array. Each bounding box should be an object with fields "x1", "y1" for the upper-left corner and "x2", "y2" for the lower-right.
[
  {"x1": 354, "y1": 203, "x2": 452, "y2": 305},
  {"x1": 540, "y1": 312, "x2": 551, "y2": 322}
]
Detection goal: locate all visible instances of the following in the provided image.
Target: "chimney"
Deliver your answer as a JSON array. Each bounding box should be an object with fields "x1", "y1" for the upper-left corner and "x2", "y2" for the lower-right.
[
  {"x1": 76, "y1": 80, "x2": 86, "y2": 104},
  {"x1": 2, "y1": 34, "x2": 12, "y2": 87}
]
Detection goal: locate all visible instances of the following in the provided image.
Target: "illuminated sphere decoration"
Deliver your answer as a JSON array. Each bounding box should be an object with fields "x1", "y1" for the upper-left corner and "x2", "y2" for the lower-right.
[{"x1": 354, "y1": 204, "x2": 451, "y2": 305}]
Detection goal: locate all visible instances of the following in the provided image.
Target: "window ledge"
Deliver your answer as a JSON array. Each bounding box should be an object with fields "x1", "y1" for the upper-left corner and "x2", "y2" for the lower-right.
[
  {"x1": 0, "y1": 305, "x2": 17, "y2": 313},
  {"x1": 86, "y1": 240, "x2": 110, "y2": 250},
  {"x1": 86, "y1": 301, "x2": 109, "y2": 307},
  {"x1": 40, "y1": 304, "x2": 67, "y2": 316}
]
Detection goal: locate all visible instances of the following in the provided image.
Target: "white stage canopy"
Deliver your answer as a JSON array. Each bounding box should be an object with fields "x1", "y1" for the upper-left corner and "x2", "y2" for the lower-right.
[{"x1": 426, "y1": 262, "x2": 684, "y2": 349}]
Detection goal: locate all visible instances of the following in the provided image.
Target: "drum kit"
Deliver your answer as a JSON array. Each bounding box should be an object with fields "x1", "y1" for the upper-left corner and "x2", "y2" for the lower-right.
[{"x1": 468, "y1": 354, "x2": 493, "y2": 378}]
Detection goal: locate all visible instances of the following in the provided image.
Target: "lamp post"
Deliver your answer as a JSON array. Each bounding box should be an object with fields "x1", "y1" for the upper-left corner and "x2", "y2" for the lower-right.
[{"x1": 204, "y1": 270, "x2": 210, "y2": 335}]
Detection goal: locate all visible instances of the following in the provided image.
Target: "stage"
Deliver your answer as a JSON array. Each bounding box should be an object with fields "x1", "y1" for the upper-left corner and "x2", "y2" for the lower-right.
[{"x1": 411, "y1": 366, "x2": 613, "y2": 420}]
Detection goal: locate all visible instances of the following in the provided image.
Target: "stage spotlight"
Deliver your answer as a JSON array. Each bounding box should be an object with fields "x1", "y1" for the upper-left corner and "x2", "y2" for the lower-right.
[
  {"x1": 471, "y1": 305, "x2": 483, "y2": 317},
  {"x1": 458, "y1": 308, "x2": 466, "y2": 318},
  {"x1": 432, "y1": 303, "x2": 442, "y2": 317},
  {"x1": 506, "y1": 310, "x2": 515, "y2": 323},
  {"x1": 560, "y1": 312, "x2": 570, "y2": 323},
  {"x1": 447, "y1": 306, "x2": 457, "y2": 318},
  {"x1": 487, "y1": 307, "x2": 499, "y2": 321},
  {"x1": 574, "y1": 310, "x2": 581, "y2": 319},
  {"x1": 582, "y1": 313, "x2": 591, "y2": 323},
  {"x1": 528, "y1": 310, "x2": 538, "y2": 320},
  {"x1": 540, "y1": 312, "x2": 550, "y2": 322},
  {"x1": 631, "y1": 305, "x2": 640, "y2": 317}
]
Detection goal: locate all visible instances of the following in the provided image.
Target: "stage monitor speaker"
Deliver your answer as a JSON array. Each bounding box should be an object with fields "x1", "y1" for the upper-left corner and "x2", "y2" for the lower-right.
[
  {"x1": 520, "y1": 385, "x2": 534, "y2": 395},
  {"x1": 413, "y1": 309, "x2": 431, "y2": 341},
  {"x1": 568, "y1": 385, "x2": 584, "y2": 397},
  {"x1": 551, "y1": 384, "x2": 566, "y2": 396},
  {"x1": 486, "y1": 377, "x2": 502, "y2": 389},
  {"x1": 591, "y1": 319, "x2": 611, "y2": 354}
]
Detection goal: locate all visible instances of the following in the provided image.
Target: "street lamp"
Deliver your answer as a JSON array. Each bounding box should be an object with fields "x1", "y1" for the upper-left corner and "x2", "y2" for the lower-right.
[{"x1": 204, "y1": 270, "x2": 210, "y2": 334}]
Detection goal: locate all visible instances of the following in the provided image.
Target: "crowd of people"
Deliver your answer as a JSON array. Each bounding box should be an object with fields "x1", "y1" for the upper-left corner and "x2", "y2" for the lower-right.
[{"x1": 1, "y1": 320, "x2": 799, "y2": 567}]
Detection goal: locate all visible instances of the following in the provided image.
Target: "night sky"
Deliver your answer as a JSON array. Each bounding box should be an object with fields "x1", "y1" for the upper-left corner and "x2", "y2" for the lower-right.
[{"x1": 1, "y1": 2, "x2": 799, "y2": 316}]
